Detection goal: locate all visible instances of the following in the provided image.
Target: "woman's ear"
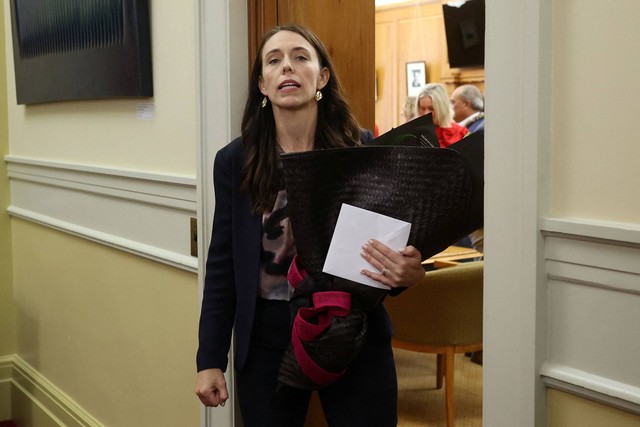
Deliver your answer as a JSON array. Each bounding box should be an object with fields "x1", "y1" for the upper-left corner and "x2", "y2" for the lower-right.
[
  {"x1": 317, "y1": 67, "x2": 330, "y2": 90},
  {"x1": 258, "y1": 76, "x2": 267, "y2": 96}
]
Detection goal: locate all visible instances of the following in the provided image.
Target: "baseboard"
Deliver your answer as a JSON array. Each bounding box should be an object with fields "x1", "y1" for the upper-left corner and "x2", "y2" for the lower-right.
[
  {"x1": 0, "y1": 355, "x2": 103, "y2": 427},
  {"x1": 0, "y1": 357, "x2": 14, "y2": 420},
  {"x1": 0, "y1": 379, "x2": 10, "y2": 421}
]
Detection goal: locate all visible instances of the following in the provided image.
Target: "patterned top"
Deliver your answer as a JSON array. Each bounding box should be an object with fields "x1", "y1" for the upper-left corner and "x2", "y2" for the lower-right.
[{"x1": 259, "y1": 168, "x2": 296, "y2": 300}]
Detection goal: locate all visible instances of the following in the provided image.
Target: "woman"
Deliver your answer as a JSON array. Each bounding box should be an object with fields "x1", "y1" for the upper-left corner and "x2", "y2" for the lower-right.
[
  {"x1": 416, "y1": 83, "x2": 468, "y2": 147},
  {"x1": 195, "y1": 24, "x2": 425, "y2": 426},
  {"x1": 401, "y1": 95, "x2": 417, "y2": 123}
]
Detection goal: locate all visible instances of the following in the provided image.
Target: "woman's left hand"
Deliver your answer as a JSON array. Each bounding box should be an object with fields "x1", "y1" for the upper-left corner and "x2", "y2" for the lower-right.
[{"x1": 360, "y1": 239, "x2": 425, "y2": 288}]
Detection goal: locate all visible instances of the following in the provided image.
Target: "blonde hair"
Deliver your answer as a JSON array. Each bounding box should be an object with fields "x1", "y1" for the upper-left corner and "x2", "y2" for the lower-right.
[
  {"x1": 402, "y1": 96, "x2": 417, "y2": 122},
  {"x1": 416, "y1": 83, "x2": 453, "y2": 127}
]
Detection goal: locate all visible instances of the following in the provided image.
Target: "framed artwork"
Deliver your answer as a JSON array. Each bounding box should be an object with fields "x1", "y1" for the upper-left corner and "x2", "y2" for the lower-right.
[
  {"x1": 9, "y1": 0, "x2": 153, "y2": 105},
  {"x1": 406, "y1": 61, "x2": 427, "y2": 97}
]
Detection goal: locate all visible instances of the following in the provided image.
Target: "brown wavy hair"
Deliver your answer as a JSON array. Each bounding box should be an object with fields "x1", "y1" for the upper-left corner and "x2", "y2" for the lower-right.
[{"x1": 240, "y1": 24, "x2": 363, "y2": 214}]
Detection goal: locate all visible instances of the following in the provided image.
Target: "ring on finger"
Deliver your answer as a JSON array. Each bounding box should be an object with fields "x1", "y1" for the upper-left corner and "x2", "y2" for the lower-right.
[{"x1": 381, "y1": 267, "x2": 389, "y2": 276}]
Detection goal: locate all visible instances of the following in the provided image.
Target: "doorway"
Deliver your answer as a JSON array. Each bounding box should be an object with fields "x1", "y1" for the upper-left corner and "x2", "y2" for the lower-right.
[{"x1": 198, "y1": 0, "x2": 548, "y2": 425}]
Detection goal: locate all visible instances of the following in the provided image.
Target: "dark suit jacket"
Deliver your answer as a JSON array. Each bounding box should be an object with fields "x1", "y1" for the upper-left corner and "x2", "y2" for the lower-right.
[{"x1": 197, "y1": 135, "x2": 393, "y2": 373}]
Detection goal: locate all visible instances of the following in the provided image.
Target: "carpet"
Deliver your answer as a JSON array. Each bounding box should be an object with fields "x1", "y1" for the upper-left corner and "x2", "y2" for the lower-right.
[{"x1": 395, "y1": 348, "x2": 483, "y2": 426}]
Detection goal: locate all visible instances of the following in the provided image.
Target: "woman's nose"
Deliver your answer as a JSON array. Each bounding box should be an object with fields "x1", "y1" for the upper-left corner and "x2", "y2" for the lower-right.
[{"x1": 282, "y1": 58, "x2": 294, "y2": 73}]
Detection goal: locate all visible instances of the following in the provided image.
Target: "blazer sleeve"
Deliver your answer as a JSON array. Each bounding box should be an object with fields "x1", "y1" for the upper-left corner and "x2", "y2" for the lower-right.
[{"x1": 196, "y1": 143, "x2": 238, "y2": 372}]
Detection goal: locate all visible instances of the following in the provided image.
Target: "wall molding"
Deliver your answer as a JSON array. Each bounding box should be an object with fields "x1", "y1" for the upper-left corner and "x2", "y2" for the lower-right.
[
  {"x1": 541, "y1": 362, "x2": 640, "y2": 415},
  {"x1": 541, "y1": 217, "x2": 640, "y2": 410},
  {"x1": 541, "y1": 217, "x2": 640, "y2": 246},
  {"x1": 0, "y1": 354, "x2": 103, "y2": 426},
  {"x1": 541, "y1": 217, "x2": 640, "y2": 295},
  {"x1": 5, "y1": 155, "x2": 198, "y2": 272}
]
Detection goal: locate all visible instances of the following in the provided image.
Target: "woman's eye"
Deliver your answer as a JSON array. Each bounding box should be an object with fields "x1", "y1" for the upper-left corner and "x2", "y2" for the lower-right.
[
  {"x1": 295, "y1": 55, "x2": 308, "y2": 61},
  {"x1": 268, "y1": 58, "x2": 279, "y2": 65}
]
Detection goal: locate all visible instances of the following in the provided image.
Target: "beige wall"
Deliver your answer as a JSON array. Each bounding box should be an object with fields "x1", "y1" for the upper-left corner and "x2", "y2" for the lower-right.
[
  {"x1": 548, "y1": 389, "x2": 640, "y2": 427},
  {"x1": 12, "y1": 220, "x2": 200, "y2": 426},
  {"x1": 551, "y1": 0, "x2": 640, "y2": 223},
  {"x1": 0, "y1": 0, "x2": 16, "y2": 358},
  {"x1": 1, "y1": 6, "x2": 16, "y2": 422},
  {"x1": 4, "y1": 2, "x2": 197, "y2": 175},
  {"x1": 546, "y1": 0, "x2": 640, "y2": 424},
  {"x1": 3, "y1": 1, "x2": 201, "y2": 425}
]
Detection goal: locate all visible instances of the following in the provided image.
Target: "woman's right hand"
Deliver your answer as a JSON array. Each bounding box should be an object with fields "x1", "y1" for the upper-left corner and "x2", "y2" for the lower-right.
[{"x1": 195, "y1": 368, "x2": 229, "y2": 408}]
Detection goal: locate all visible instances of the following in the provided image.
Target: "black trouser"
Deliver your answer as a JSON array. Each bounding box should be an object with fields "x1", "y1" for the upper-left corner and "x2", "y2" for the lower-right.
[{"x1": 236, "y1": 298, "x2": 398, "y2": 427}]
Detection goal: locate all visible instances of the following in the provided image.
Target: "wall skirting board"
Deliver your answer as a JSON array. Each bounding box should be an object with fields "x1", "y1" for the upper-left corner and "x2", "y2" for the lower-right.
[
  {"x1": 0, "y1": 354, "x2": 103, "y2": 426},
  {"x1": 540, "y1": 217, "x2": 640, "y2": 413},
  {"x1": 5, "y1": 155, "x2": 198, "y2": 272}
]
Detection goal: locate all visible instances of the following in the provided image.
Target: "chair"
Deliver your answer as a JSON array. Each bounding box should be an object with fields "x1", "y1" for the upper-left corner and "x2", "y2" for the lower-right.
[{"x1": 384, "y1": 261, "x2": 483, "y2": 427}]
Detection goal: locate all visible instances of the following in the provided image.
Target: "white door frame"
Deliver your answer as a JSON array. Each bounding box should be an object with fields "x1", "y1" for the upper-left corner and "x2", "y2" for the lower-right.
[
  {"x1": 196, "y1": 1, "x2": 248, "y2": 426},
  {"x1": 484, "y1": 0, "x2": 552, "y2": 425}
]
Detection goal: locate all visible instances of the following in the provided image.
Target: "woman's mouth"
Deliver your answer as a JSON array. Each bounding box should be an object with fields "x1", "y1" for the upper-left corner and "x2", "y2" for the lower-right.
[{"x1": 278, "y1": 80, "x2": 300, "y2": 90}]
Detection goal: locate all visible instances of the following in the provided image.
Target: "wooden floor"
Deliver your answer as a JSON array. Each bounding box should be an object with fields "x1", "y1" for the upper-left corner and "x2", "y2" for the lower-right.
[{"x1": 395, "y1": 348, "x2": 483, "y2": 427}]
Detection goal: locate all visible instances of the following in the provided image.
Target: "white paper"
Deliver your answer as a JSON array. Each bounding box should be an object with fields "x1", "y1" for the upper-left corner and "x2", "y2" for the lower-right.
[
  {"x1": 137, "y1": 103, "x2": 155, "y2": 120},
  {"x1": 322, "y1": 204, "x2": 411, "y2": 290}
]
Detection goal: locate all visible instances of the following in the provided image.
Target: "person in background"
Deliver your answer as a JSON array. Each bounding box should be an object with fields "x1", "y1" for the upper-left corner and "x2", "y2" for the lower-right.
[
  {"x1": 401, "y1": 95, "x2": 417, "y2": 123},
  {"x1": 415, "y1": 83, "x2": 468, "y2": 147},
  {"x1": 451, "y1": 84, "x2": 485, "y2": 365},
  {"x1": 194, "y1": 24, "x2": 426, "y2": 427},
  {"x1": 451, "y1": 84, "x2": 485, "y2": 134},
  {"x1": 450, "y1": 83, "x2": 485, "y2": 255}
]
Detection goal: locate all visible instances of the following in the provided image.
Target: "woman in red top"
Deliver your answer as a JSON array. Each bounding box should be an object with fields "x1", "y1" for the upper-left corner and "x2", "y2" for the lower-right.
[{"x1": 416, "y1": 83, "x2": 468, "y2": 147}]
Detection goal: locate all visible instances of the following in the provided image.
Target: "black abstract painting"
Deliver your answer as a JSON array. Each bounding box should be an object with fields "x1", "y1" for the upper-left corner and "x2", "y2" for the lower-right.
[{"x1": 10, "y1": 0, "x2": 153, "y2": 104}]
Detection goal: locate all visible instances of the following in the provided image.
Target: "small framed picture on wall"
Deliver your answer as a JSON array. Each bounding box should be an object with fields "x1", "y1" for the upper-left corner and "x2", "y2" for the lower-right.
[{"x1": 406, "y1": 61, "x2": 427, "y2": 97}]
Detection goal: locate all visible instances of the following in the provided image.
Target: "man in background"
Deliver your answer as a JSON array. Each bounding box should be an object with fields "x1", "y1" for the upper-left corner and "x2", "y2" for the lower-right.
[
  {"x1": 450, "y1": 83, "x2": 484, "y2": 255},
  {"x1": 452, "y1": 84, "x2": 485, "y2": 366},
  {"x1": 451, "y1": 84, "x2": 485, "y2": 133}
]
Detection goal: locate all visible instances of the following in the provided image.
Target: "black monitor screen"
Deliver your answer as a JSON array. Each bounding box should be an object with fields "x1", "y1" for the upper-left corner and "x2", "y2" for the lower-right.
[{"x1": 442, "y1": 0, "x2": 485, "y2": 68}]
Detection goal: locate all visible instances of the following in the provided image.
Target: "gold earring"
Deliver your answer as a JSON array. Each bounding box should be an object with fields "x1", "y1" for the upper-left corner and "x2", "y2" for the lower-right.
[
  {"x1": 315, "y1": 90, "x2": 323, "y2": 102},
  {"x1": 261, "y1": 97, "x2": 268, "y2": 108}
]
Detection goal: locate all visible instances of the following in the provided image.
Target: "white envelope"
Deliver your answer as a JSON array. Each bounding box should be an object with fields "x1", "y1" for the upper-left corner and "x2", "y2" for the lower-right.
[{"x1": 322, "y1": 203, "x2": 411, "y2": 290}]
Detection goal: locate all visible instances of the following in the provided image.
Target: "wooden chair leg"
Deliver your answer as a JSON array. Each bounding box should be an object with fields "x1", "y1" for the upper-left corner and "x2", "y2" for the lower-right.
[
  {"x1": 436, "y1": 353, "x2": 444, "y2": 389},
  {"x1": 445, "y1": 348, "x2": 455, "y2": 427}
]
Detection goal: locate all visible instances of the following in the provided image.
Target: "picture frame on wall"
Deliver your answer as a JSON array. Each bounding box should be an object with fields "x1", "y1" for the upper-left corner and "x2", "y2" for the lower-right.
[
  {"x1": 406, "y1": 61, "x2": 427, "y2": 97},
  {"x1": 9, "y1": 0, "x2": 153, "y2": 105}
]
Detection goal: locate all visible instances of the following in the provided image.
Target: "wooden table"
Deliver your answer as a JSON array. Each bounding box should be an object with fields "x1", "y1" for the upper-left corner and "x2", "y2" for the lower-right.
[{"x1": 421, "y1": 245, "x2": 483, "y2": 270}]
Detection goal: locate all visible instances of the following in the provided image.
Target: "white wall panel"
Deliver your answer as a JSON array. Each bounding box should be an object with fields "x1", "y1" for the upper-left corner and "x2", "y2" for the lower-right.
[
  {"x1": 542, "y1": 217, "x2": 640, "y2": 411},
  {"x1": 6, "y1": 155, "x2": 198, "y2": 272},
  {"x1": 547, "y1": 279, "x2": 640, "y2": 384}
]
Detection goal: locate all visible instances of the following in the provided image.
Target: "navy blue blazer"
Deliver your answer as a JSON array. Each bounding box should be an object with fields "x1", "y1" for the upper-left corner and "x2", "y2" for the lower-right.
[{"x1": 197, "y1": 135, "x2": 393, "y2": 373}]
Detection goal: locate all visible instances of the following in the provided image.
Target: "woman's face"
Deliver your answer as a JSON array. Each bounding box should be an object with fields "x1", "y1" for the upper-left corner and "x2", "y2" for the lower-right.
[
  {"x1": 258, "y1": 30, "x2": 329, "y2": 111},
  {"x1": 417, "y1": 95, "x2": 435, "y2": 117}
]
